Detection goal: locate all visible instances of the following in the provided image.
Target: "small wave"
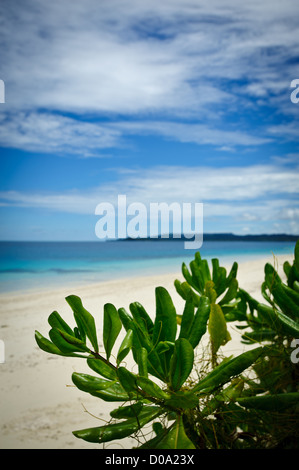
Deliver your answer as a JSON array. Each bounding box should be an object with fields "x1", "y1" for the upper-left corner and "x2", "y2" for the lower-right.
[
  {"x1": 0, "y1": 267, "x2": 95, "y2": 274},
  {"x1": 47, "y1": 268, "x2": 95, "y2": 274},
  {"x1": 0, "y1": 268, "x2": 38, "y2": 273}
]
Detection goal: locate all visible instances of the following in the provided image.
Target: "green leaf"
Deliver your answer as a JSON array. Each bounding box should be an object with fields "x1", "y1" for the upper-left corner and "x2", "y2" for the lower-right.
[
  {"x1": 34, "y1": 330, "x2": 86, "y2": 358},
  {"x1": 73, "y1": 406, "x2": 161, "y2": 443},
  {"x1": 261, "y1": 281, "x2": 274, "y2": 305},
  {"x1": 174, "y1": 280, "x2": 200, "y2": 306},
  {"x1": 123, "y1": 316, "x2": 165, "y2": 380},
  {"x1": 237, "y1": 392, "x2": 299, "y2": 411},
  {"x1": 238, "y1": 288, "x2": 259, "y2": 314},
  {"x1": 146, "y1": 352, "x2": 165, "y2": 381},
  {"x1": 56, "y1": 328, "x2": 90, "y2": 351},
  {"x1": 286, "y1": 265, "x2": 299, "y2": 289},
  {"x1": 226, "y1": 261, "x2": 238, "y2": 285},
  {"x1": 48, "y1": 311, "x2": 75, "y2": 336},
  {"x1": 263, "y1": 263, "x2": 299, "y2": 319},
  {"x1": 103, "y1": 303, "x2": 122, "y2": 360},
  {"x1": 129, "y1": 302, "x2": 154, "y2": 336},
  {"x1": 137, "y1": 347, "x2": 148, "y2": 378},
  {"x1": 200, "y1": 379, "x2": 244, "y2": 417},
  {"x1": 155, "y1": 415, "x2": 196, "y2": 449},
  {"x1": 211, "y1": 260, "x2": 227, "y2": 296},
  {"x1": 257, "y1": 303, "x2": 299, "y2": 337},
  {"x1": 153, "y1": 421, "x2": 164, "y2": 436},
  {"x1": 165, "y1": 391, "x2": 199, "y2": 410},
  {"x1": 155, "y1": 341, "x2": 174, "y2": 355},
  {"x1": 138, "y1": 427, "x2": 169, "y2": 449},
  {"x1": 169, "y1": 338, "x2": 194, "y2": 391},
  {"x1": 188, "y1": 296, "x2": 210, "y2": 348},
  {"x1": 71, "y1": 371, "x2": 131, "y2": 401},
  {"x1": 136, "y1": 376, "x2": 170, "y2": 401},
  {"x1": 110, "y1": 402, "x2": 143, "y2": 419},
  {"x1": 216, "y1": 267, "x2": 228, "y2": 296},
  {"x1": 153, "y1": 287, "x2": 177, "y2": 345},
  {"x1": 264, "y1": 263, "x2": 281, "y2": 289},
  {"x1": 198, "y1": 257, "x2": 212, "y2": 284},
  {"x1": 208, "y1": 303, "x2": 231, "y2": 356},
  {"x1": 87, "y1": 357, "x2": 118, "y2": 381},
  {"x1": 66, "y1": 295, "x2": 98, "y2": 353},
  {"x1": 117, "y1": 367, "x2": 139, "y2": 397},
  {"x1": 205, "y1": 280, "x2": 217, "y2": 303},
  {"x1": 117, "y1": 329, "x2": 133, "y2": 365},
  {"x1": 130, "y1": 325, "x2": 165, "y2": 381},
  {"x1": 73, "y1": 326, "x2": 83, "y2": 340},
  {"x1": 74, "y1": 378, "x2": 130, "y2": 402},
  {"x1": 241, "y1": 328, "x2": 277, "y2": 344},
  {"x1": 193, "y1": 346, "x2": 265, "y2": 393},
  {"x1": 273, "y1": 283, "x2": 299, "y2": 320},
  {"x1": 154, "y1": 341, "x2": 175, "y2": 378},
  {"x1": 281, "y1": 283, "x2": 299, "y2": 305},
  {"x1": 212, "y1": 258, "x2": 219, "y2": 282},
  {"x1": 72, "y1": 372, "x2": 116, "y2": 392},
  {"x1": 219, "y1": 278, "x2": 238, "y2": 306},
  {"x1": 190, "y1": 260, "x2": 205, "y2": 293},
  {"x1": 182, "y1": 263, "x2": 198, "y2": 292},
  {"x1": 49, "y1": 328, "x2": 89, "y2": 354},
  {"x1": 283, "y1": 261, "x2": 292, "y2": 278},
  {"x1": 118, "y1": 307, "x2": 133, "y2": 331},
  {"x1": 295, "y1": 239, "x2": 299, "y2": 272},
  {"x1": 91, "y1": 386, "x2": 132, "y2": 402},
  {"x1": 178, "y1": 294, "x2": 195, "y2": 340}
]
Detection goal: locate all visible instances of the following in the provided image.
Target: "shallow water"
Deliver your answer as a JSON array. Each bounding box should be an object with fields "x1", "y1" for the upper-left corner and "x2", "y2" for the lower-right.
[{"x1": 0, "y1": 239, "x2": 295, "y2": 293}]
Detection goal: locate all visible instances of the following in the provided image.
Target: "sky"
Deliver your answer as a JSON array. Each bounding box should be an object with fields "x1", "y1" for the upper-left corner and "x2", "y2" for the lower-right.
[{"x1": 0, "y1": 0, "x2": 299, "y2": 241}]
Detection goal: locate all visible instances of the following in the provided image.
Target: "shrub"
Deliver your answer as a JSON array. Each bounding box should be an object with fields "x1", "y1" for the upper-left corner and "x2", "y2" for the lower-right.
[{"x1": 35, "y1": 241, "x2": 299, "y2": 449}]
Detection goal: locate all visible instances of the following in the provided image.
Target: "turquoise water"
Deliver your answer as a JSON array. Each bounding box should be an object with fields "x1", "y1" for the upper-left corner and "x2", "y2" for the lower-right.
[{"x1": 0, "y1": 240, "x2": 295, "y2": 293}]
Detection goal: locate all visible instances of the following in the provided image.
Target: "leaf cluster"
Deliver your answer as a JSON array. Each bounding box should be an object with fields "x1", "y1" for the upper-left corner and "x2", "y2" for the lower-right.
[{"x1": 34, "y1": 241, "x2": 299, "y2": 449}]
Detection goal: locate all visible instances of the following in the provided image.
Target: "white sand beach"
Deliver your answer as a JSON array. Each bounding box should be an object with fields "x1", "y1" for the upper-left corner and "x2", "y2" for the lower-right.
[{"x1": 0, "y1": 253, "x2": 294, "y2": 449}]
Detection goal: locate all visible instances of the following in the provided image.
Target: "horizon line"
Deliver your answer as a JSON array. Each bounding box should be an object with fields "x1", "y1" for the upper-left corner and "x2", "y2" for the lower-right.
[{"x1": 0, "y1": 232, "x2": 298, "y2": 243}]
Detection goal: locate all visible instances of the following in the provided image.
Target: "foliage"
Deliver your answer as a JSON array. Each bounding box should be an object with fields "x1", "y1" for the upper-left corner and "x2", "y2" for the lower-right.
[
  {"x1": 35, "y1": 242, "x2": 299, "y2": 449},
  {"x1": 177, "y1": 241, "x2": 299, "y2": 448},
  {"x1": 229, "y1": 241, "x2": 299, "y2": 401}
]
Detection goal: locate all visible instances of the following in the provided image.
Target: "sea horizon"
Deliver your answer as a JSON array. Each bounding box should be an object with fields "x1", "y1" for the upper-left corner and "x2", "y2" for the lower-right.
[{"x1": 0, "y1": 235, "x2": 297, "y2": 294}]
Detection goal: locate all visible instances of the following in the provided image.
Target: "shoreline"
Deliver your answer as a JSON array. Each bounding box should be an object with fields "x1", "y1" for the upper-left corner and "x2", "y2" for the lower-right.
[
  {"x1": 0, "y1": 252, "x2": 294, "y2": 449},
  {"x1": 0, "y1": 247, "x2": 293, "y2": 298}
]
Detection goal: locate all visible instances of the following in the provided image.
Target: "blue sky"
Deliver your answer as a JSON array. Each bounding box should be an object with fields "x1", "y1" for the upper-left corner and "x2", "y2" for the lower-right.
[{"x1": 0, "y1": 0, "x2": 299, "y2": 241}]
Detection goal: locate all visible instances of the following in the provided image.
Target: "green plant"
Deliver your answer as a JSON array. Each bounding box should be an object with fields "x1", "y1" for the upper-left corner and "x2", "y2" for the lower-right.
[
  {"x1": 174, "y1": 252, "x2": 240, "y2": 367},
  {"x1": 237, "y1": 241, "x2": 299, "y2": 344},
  {"x1": 226, "y1": 242, "x2": 299, "y2": 399},
  {"x1": 178, "y1": 242, "x2": 299, "y2": 448},
  {"x1": 35, "y1": 244, "x2": 299, "y2": 449}
]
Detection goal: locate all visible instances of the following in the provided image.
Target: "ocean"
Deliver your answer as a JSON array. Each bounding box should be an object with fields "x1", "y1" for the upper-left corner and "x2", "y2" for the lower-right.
[{"x1": 0, "y1": 239, "x2": 296, "y2": 293}]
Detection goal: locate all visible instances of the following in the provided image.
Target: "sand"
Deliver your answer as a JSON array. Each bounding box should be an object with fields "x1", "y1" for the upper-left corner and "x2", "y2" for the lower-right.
[{"x1": 0, "y1": 252, "x2": 294, "y2": 449}]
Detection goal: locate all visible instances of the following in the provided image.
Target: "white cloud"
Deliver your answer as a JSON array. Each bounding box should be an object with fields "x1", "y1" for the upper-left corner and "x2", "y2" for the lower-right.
[
  {"x1": 111, "y1": 120, "x2": 271, "y2": 147},
  {"x1": 0, "y1": 1, "x2": 298, "y2": 159},
  {"x1": 1, "y1": 0, "x2": 299, "y2": 118},
  {"x1": 278, "y1": 208, "x2": 299, "y2": 220},
  {"x1": 1, "y1": 1, "x2": 298, "y2": 240},
  {"x1": 114, "y1": 164, "x2": 299, "y2": 204},
  {"x1": 0, "y1": 164, "x2": 298, "y2": 221},
  {"x1": 0, "y1": 112, "x2": 122, "y2": 156},
  {"x1": 0, "y1": 112, "x2": 271, "y2": 155},
  {"x1": 267, "y1": 122, "x2": 299, "y2": 141}
]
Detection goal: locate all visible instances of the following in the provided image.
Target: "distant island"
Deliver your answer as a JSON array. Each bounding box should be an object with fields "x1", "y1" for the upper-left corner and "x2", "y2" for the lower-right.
[{"x1": 120, "y1": 233, "x2": 299, "y2": 242}]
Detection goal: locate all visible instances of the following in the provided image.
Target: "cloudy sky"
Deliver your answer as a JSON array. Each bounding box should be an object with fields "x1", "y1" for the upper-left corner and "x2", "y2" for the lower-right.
[{"x1": 0, "y1": 0, "x2": 298, "y2": 240}]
